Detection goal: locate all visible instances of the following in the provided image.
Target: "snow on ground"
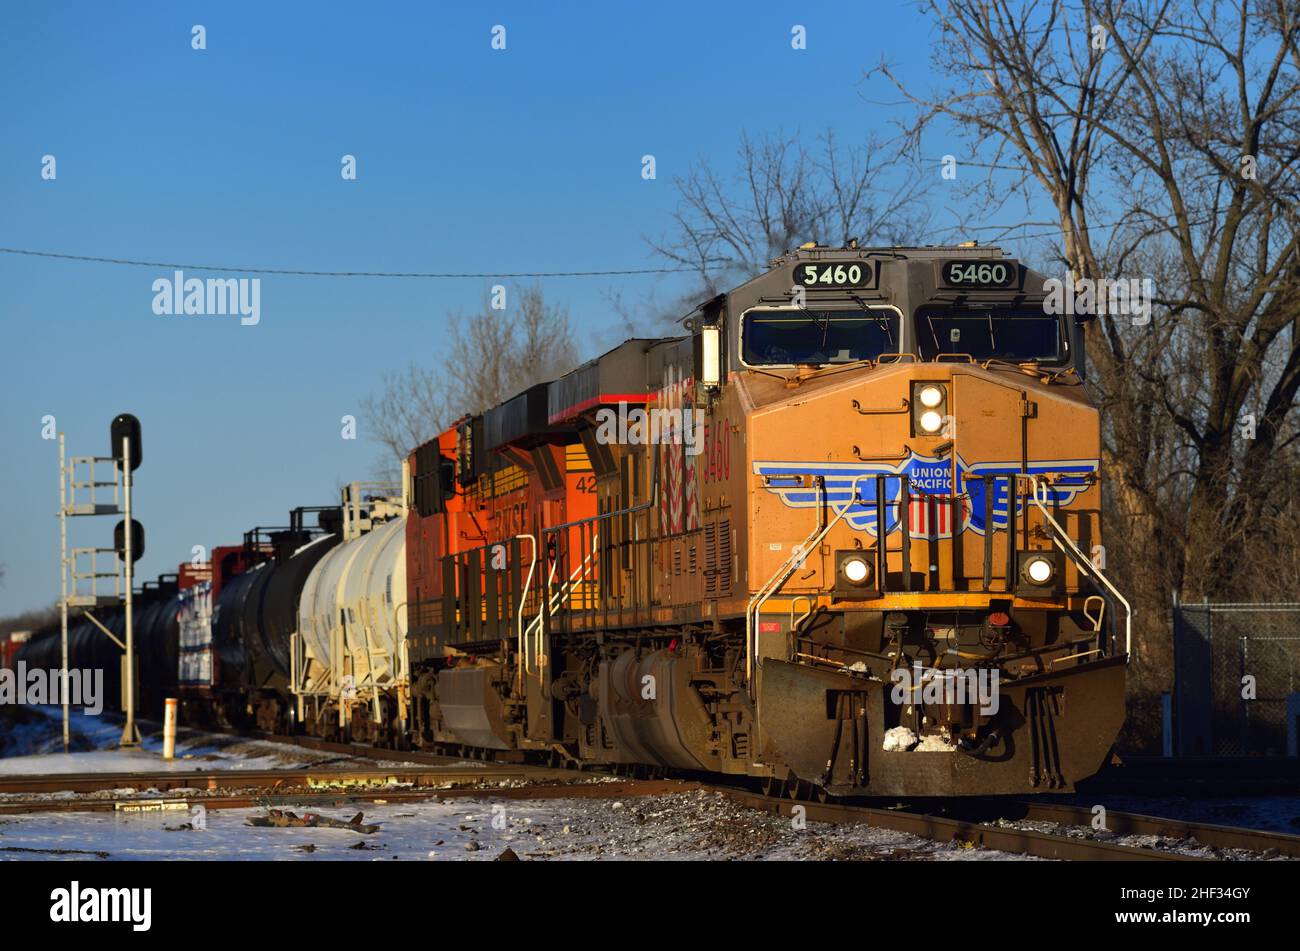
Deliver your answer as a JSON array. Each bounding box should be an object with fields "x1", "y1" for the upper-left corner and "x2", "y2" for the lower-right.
[
  {"x1": 0, "y1": 705, "x2": 408, "y2": 776},
  {"x1": 0, "y1": 789, "x2": 1034, "y2": 861}
]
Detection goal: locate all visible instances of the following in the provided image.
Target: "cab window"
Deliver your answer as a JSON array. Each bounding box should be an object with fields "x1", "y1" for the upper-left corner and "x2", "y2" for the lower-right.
[{"x1": 742, "y1": 308, "x2": 898, "y2": 366}]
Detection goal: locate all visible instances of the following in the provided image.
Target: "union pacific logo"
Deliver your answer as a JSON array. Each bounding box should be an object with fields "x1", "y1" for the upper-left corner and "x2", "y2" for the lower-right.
[{"x1": 753, "y1": 452, "x2": 1097, "y2": 539}]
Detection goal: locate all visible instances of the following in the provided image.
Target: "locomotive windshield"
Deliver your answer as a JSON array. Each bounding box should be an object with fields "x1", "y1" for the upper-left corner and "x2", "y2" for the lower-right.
[
  {"x1": 742, "y1": 308, "x2": 899, "y2": 366},
  {"x1": 915, "y1": 306, "x2": 1064, "y2": 363}
]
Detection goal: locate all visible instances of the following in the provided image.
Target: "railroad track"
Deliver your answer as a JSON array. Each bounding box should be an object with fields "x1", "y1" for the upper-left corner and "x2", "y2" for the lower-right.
[
  {"x1": 0, "y1": 764, "x2": 574, "y2": 797},
  {"x1": 716, "y1": 789, "x2": 1193, "y2": 861},
  {"x1": 5, "y1": 723, "x2": 1296, "y2": 860},
  {"x1": 0, "y1": 776, "x2": 696, "y2": 815},
  {"x1": 717, "y1": 790, "x2": 1300, "y2": 861},
  {"x1": 1002, "y1": 799, "x2": 1300, "y2": 858}
]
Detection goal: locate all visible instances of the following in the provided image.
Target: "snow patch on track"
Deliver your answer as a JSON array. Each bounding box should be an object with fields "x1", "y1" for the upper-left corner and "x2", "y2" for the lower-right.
[
  {"x1": 0, "y1": 706, "x2": 414, "y2": 777},
  {"x1": 0, "y1": 790, "x2": 1037, "y2": 862}
]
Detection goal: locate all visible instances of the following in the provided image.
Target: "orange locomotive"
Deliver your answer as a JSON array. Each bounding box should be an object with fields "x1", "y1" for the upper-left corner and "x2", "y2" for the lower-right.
[{"x1": 402, "y1": 244, "x2": 1129, "y2": 797}]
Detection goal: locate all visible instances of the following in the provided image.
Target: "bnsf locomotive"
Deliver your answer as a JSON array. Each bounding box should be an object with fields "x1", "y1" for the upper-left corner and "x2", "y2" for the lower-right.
[{"x1": 20, "y1": 245, "x2": 1130, "y2": 797}]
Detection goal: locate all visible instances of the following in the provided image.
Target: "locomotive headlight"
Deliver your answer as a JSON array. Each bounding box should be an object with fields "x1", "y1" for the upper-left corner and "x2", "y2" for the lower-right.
[
  {"x1": 1023, "y1": 555, "x2": 1054, "y2": 584},
  {"x1": 911, "y1": 382, "x2": 949, "y2": 436},
  {"x1": 841, "y1": 556, "x2": 871, "y2": 584},
  {"x1": 918, "y1": 385, "x2": 945, "y2": 409}
]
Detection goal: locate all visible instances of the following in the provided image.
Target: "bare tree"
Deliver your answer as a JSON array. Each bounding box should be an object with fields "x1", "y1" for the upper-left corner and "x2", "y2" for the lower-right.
[
  {"x1": 364, "y1": 285, "x2": 578, "y2": 470},
  {"x1": 0, "y1": 602, "x2": 59, "y2": 639},
  {"x1": 644, "y1": 129, "x2": 931, "y2": 324},
  {"x1": 876, "y1": 0, "x2": 1300, "y2": 719}
]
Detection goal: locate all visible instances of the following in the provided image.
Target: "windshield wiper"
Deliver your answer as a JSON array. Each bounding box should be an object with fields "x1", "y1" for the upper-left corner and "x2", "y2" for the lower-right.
[
  {"x1": 796, "y1": 307, "x2": 831, "y2": 334},
  {"x1": 846, "y1": 293, "x2": 895, "y2": 349}
]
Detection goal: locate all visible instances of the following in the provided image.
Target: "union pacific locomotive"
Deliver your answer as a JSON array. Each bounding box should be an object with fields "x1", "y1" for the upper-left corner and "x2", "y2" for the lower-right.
[{"x1": 19, "y1": 244, "x2": 1130, "y2": 798}]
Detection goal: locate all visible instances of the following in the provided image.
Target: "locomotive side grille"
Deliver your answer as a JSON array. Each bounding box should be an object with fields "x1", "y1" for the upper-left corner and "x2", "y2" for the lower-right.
[
  {"x1": 704, "y1": 519, "x2": 733, "y2": 595},
  {"x1": 704, "y1": 522, "x2": 718, "y2": 594},
  {"x1": 718, "y1": 519, "x2": 732, "y2": 592}
]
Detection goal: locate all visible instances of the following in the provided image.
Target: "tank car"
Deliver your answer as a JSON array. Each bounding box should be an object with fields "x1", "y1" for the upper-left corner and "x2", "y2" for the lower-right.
[{"x1": 291, "y1": 485, "x2": 409, "y2": 743}]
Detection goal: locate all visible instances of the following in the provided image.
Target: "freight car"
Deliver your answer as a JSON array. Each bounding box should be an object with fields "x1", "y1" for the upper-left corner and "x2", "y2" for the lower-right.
[
  {"x1": 178, "y1": 505, "x2": 343, "y2": 732},
  {"x1": 18, "y1": 244, "x2": 1131, "y2": 799},
  {"x1": 18, "y1": 575, "x2": 180, "y2": 716},
  {"x1": 0, "y1": 630, "x2": 31, "y2": 672}
]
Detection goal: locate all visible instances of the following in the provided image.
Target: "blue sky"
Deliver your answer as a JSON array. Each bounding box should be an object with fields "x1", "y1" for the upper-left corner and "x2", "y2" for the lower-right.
[{"x1": 0, "y1": 1, "x2": 958, "y2": 615}]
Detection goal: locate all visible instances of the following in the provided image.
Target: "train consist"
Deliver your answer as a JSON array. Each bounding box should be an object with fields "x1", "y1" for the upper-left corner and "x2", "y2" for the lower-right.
[{"x1": 18, "y1": 244, "x2": 1130, "y2": 797}]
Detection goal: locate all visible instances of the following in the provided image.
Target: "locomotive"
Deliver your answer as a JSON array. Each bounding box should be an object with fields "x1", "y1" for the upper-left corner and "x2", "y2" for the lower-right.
[{"x1": 19, "y1": 244, "x2": 1130, "y2": 798}]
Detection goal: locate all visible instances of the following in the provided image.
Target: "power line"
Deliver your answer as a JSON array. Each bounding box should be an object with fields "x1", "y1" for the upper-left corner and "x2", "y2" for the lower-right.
[{"x1": 0, "y1": 246, "x2": 703, "y2": 279}]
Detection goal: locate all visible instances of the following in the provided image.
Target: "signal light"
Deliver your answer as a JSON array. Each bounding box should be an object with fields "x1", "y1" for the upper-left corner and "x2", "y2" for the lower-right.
[
  {"x1": 114, "y1": 518, "x2": 145, "y2": 562},
  {"x1": 111, "y1": 413, "x2": 143, "y2": 471}
]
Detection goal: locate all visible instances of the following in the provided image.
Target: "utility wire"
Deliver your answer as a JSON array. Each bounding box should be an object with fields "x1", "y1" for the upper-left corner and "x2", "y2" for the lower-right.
[{"x1": 0, "y1": 246, "x2": 705, "y2": 278}]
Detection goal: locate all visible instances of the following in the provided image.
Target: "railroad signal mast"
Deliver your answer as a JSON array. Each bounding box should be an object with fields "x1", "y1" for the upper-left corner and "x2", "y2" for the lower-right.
[{"x1": 57, "y1": 414, "x2": 144, "y2": 750}]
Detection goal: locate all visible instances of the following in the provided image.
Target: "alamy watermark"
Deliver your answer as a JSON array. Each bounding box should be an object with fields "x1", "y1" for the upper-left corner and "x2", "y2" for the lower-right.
[
  {"x1": 152, "y1": 270, "x2": 260, "y2": 326},
  {"x1": 50, "y1": 881, "x2": 151, "y2": 931},
  {"x1": 889, "y1": 663, "x2": 1000, "y2": 716},
  {"x1": 594, "y1": 401, "x2": 705, "y2": 456},
  {"x1": 0, "y1": 663, "x2": 103, "y2": 715},
  {"x1": 1043, "y1": 272, "x2": 1154, "y2": 325}
]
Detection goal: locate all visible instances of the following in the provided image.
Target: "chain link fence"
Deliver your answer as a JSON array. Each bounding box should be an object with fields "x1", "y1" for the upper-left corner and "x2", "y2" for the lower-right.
[{"x1": 1173, "y1": 602, "x2": 1300, "y2": 756}]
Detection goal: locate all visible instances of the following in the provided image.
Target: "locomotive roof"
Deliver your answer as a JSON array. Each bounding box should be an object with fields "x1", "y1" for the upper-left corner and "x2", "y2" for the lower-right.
[{"x1": 458, "y1": 243, "x2": 1050, "y2": 447}]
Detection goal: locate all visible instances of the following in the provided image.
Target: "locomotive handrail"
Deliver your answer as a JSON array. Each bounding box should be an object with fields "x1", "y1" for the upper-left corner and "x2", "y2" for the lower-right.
[
  {"x1": 524, "y1": 532, "x2": 598, "y2": 679},
  {"x1": 1019, "y1": 474, "x2": 1133, "y2": 660},
  {"x1": 790, "y1": 595, "x2": 814, "y2": 632},
  {"x1": 851, "y1": 398, "x2": 910, "y2": 415},
  {"x1": 515, "y1": 534, "x2": 538, "y2": 688},
  {"x1": 746, "y1": 474, "x2": 870, "y2": 699}
]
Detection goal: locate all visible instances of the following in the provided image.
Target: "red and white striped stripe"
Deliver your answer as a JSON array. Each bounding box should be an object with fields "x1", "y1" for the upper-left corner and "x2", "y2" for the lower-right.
[{"x1": 907, "y1": 495, "x2": 970, "y2": 539}]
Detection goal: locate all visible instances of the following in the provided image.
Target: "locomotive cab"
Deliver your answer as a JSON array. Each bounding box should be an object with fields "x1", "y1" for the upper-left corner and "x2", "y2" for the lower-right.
[{"x1": 727, "y1": 246, "x2": 1129, "y2": 794}]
